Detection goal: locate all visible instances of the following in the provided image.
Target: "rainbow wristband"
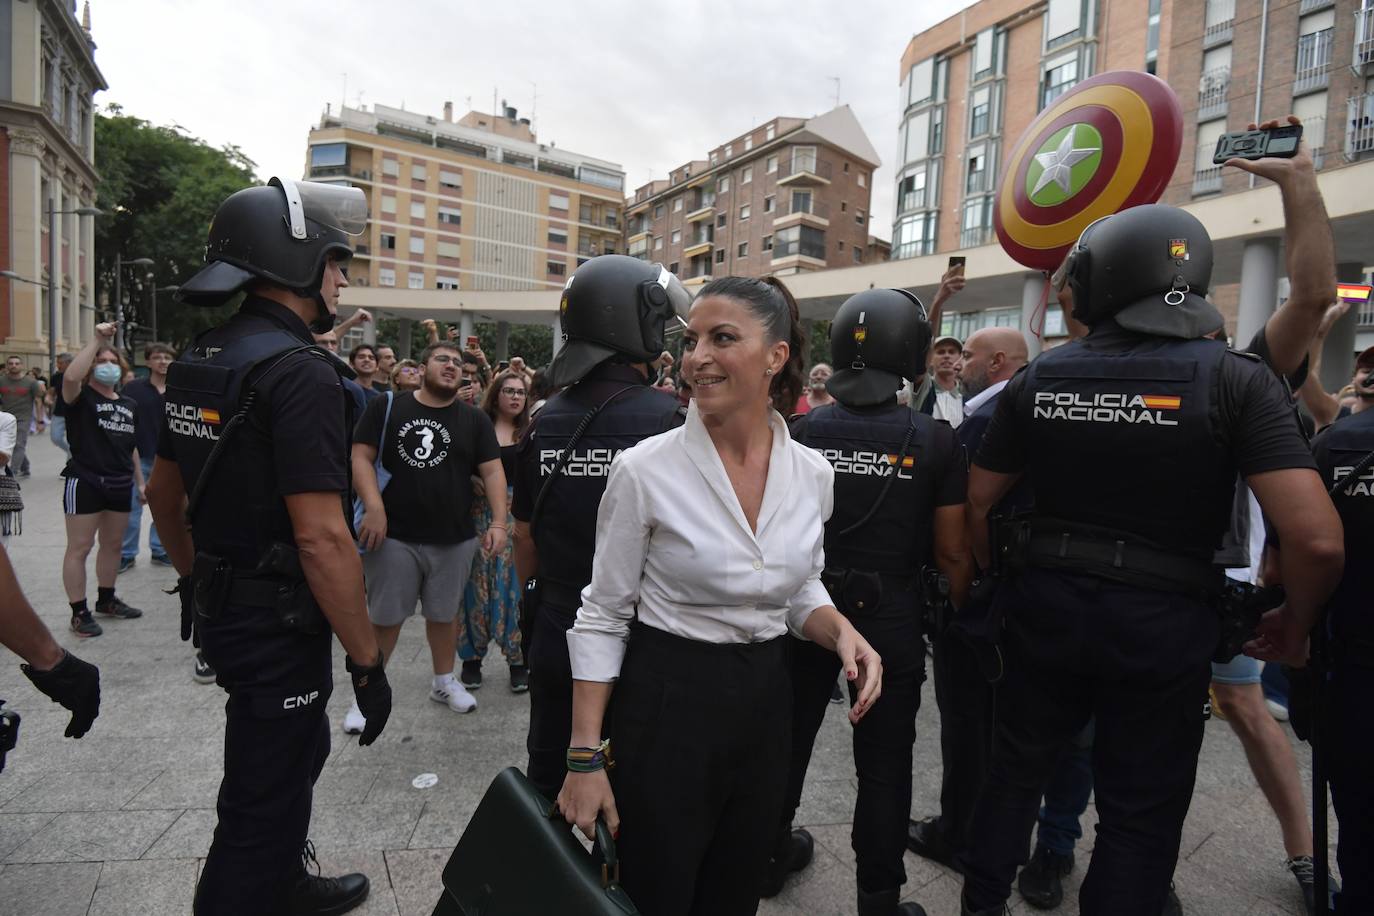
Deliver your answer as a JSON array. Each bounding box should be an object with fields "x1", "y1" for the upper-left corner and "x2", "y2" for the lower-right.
[{"x1": 566, "y1": 739, "x2": 614, "y2": 773}]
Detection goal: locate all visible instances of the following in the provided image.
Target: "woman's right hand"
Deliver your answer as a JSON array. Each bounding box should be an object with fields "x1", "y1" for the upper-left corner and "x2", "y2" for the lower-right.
[
  {"x1": 94, "y1": 322, "x2": 116, "y2": 340},
  {"x1": 557, "y1": 768, "x2": 619, "y2": 841},
  {"x1": 357, "y1": 506, "x2": 387, "y2": 552}
]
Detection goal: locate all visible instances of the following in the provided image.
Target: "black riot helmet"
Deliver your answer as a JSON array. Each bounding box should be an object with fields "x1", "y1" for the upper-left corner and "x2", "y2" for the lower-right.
[
  {"x1": 177, "y1": 178, "x2": 368, "y2": 319},
  {"x1": 546, "y1": 255, "x2": 691, "y2": 388},
  {"x1": 1062, "y1": 203, "x2": 1223, "y2": 339},
  {"x1": 826, "y1": 288, "x2": 932, "y2": 408}
]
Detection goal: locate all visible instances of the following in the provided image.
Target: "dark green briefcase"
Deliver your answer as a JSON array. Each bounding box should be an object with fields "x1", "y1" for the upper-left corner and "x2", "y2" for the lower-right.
[{"x1": 430, "y1": 766, "x2": 639, "y2": 916}]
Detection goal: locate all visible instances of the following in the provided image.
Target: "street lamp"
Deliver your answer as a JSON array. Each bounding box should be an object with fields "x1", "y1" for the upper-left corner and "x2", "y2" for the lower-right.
[
  {"x1": 113, "y1": 254, "x2": 154, "y2": 352},
  {"x1": 47, "y1": 204, "x2": 102, "y2": 375}
]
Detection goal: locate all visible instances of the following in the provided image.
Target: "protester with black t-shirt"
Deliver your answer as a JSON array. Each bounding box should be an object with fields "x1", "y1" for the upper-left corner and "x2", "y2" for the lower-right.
[
  {"x1": 59, "y1": 323, "x2": 144, "y2": 637},
  {"x1": 345, "y1": 341, "x2": 507, "y2": 733},
  {"x1": 349, "y1": 344, "x2": 382, "y2": 402},
  {"x1": 46, "y1": 352, "x2": 73, "y2": 454},
  {"x1": 120, "y1": 343, "x2": 176, "y2": 572}
]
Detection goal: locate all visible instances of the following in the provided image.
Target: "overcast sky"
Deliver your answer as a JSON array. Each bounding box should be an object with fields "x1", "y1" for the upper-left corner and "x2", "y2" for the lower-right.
[{"x1": 92, "y1": 0, "x2": 973, "y2": 243}]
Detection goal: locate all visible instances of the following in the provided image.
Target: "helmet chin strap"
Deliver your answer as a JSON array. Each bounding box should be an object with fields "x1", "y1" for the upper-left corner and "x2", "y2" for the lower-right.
[{"x1": 297, "y1": 285, "x2": 335, "y2": 334}]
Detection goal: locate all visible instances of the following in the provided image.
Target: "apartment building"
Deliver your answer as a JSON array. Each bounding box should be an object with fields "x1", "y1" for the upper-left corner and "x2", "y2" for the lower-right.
[
  {"x1": 892, "y1": 0, "x2": 1374, "y2": 355},
  {"x1": 624, "y1": 106, "x2": 881, "y2": 286},
  {"x1": 304, "y1": 101, "x2": 626, "y2": 294},
  {"x1": 1, "y1": 0, "x2": 104, "y2": 359}
]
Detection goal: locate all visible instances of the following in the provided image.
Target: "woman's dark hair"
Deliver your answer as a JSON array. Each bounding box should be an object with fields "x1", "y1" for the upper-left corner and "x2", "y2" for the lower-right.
[
  {"x1": 480, "y1": 369, "x2": 530, "y2": 434},
  {"x1": 696, "y1": 275, "x2": 806, "y2": 414}
]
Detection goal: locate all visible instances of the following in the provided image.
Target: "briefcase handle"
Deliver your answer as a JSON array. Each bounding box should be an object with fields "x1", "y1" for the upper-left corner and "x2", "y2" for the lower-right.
[{"x1": 548, "y1": 807, "x2": 622, "y2": 890}]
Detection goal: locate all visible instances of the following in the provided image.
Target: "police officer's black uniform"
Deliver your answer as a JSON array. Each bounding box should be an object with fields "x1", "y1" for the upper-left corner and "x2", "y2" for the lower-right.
[
  {"x1": 958, "y1": 205, "x2": 1321, "y2": 916},
  {"x1": 157, "y1": 178, "x2": 389, "y2": 916},
  {"x1": 774, "y1": 289, "x2": 967, "y2": 916},
  {"x1": 512, "y1": 255, "x2": 688, "y2": 799},
  {"x1": 1310, "y1": 401, "x2": 1374, "y2": 915}
]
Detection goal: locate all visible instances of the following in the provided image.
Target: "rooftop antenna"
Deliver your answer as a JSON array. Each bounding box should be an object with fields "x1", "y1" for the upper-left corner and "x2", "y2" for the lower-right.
[
  {"x1": 829, "y1": 77, "x2": 841, "y2": 109},
  {"x1": 341, "y1": 72, "x2": 347, "y2": 111},
  {"x1": 530, "y1": 81, "x2": 538, "y2": 135}
]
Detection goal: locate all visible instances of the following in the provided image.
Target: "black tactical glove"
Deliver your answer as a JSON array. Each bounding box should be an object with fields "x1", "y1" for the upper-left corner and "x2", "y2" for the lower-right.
[
  {"x1": 21, "y1": 650, "x2": 101, "y2": 738},
  {"x1": 345, "y1": 651, "x2": 391, "y2": 747}
]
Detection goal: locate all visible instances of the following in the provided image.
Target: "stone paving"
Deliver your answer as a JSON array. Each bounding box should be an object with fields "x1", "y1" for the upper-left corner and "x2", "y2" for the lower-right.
[{"x1": 0, "y1": 434, "x2": 1334, "y2": 915}]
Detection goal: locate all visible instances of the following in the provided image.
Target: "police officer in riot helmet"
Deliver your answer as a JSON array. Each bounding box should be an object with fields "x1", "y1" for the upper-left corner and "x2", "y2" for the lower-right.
[
  {"x1": 145, "y1": 178, "x2": 392, "y2": 916},
  {"x1": 957, "y1": 204, "x2": 1344, "y2": 916},
  {"x1": 512, "y1": 254, "x2": 689, "y2": 799},
  {"x1": 773, "y1": 289, "x2": 972, "y2": 915}
]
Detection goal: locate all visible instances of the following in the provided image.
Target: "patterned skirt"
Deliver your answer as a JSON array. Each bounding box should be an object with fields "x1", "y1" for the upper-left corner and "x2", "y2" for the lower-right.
[{"x1": 458, "y1": 486, "x2": 523, "y2": 665}]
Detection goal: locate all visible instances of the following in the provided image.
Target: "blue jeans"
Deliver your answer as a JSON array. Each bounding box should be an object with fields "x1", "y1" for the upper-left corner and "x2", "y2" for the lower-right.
[
  {"x1": 1035, "y1": 719, "x2": 1096, "y2": 856},
  {"x1": 122, "y1": 455, "x2": 163, "y2": 560}
]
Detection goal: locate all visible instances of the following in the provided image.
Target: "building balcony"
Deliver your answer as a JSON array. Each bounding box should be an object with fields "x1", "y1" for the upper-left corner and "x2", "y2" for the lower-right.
[
  {"x1": 776, "y1": 156, "x2": 833, "y2": 186},
  {"x1": 1347, "y1": 93, "x2": 1374, "y2": 159},
  {"x1": 1192, "y1": 165, "x2": 1224, "y2": 195},
  {"x1": 683, "y1": 237, "x2": 714, "y2": 258},
  {"x1": 1203, "y1": 0, "x2": 1235, "y2": 48},
  {"x1": 1294, "y1": 29, "x2": 1334, "y2": 95},
  {"x1": 627, "y1": 227, "x2": 651, "y2": 245},
  {"x1": 771, "y1": 237, "x2": 827, "y2": 261},
  {"x1": 772, "y1": 197, "x2": 830, "y2": 230},
  {"x1": 1198, "y1": 68, "x2": 1230, "y2": 121},
  {"x1": 959, "y1": 226, "x2": 993, "y2": 249},
  {"x1": 685, "y1": 202, "x2": 716, "y2": 223},
  {"x1": 1356, "y1": 7, "x2": 1374, "y2": 73}
]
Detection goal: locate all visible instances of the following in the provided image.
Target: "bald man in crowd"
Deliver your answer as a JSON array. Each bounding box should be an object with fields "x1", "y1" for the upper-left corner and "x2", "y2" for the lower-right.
[{"x1": 958, "y1": 327, "x2": 1030, "y2": 444}]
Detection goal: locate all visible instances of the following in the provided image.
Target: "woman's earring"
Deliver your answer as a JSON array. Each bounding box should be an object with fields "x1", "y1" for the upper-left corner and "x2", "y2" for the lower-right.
[{"x1": 764, "y1": 368, "x2": 774, "y2": 376}]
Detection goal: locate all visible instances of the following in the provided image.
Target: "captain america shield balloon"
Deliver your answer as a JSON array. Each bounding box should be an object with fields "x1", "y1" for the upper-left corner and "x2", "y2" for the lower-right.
[{"x1": 994, "y1": 70, "x2": 1183, "y2": 271}]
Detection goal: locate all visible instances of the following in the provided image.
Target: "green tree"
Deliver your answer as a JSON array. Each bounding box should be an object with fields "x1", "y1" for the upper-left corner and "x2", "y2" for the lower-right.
[{"x1": 95, "y1": 105, "x2": 258, "y2": 356}]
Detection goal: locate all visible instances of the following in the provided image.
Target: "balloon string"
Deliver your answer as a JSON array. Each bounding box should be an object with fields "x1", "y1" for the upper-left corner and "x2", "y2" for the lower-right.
[{"x1": 1029, "y1": 273, "x2": 1051, "y2": 341}]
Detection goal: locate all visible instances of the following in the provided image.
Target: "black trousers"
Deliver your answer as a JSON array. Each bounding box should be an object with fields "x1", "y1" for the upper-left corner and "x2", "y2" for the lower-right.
[
  {"x1": 194, "y1": 605, "x2": 333, "y2": 916},
  {"x1": 780, "y1": 602, "x2": 926, "y2": 892},
  {"x1": 526, "y1": 602, "x2": 578, "y2": 799},
  {"x1": 930, "y1": 620, "x2": 995, "y2": 857},
  {"x1": 961, "y1": 570, "x2": 1216, "y2": 916},
  {"x1": 1328, "y1": 657, "x2": 1374, "y2": 915},
  {"x1": 611, "y1": 622, "x2": 791, "y2": 916}
]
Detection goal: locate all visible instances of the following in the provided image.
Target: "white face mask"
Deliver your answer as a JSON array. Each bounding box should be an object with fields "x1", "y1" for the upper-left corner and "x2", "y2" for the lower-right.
[{"x1": 93, "y1": 363, "x2": 122, "y2": 386}]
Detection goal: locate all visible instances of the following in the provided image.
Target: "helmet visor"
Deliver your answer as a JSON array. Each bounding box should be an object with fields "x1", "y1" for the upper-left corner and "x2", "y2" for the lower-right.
[
  {"x1": 271, "y1": 177, "x2": 369, "y2": 237},
  {"x1": 653, "y1": 263, "x2": 692, "y2": 337}
]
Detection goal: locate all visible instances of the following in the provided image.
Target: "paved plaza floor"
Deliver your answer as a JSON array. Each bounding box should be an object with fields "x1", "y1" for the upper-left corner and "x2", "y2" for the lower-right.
[{"x1": 0, "y1": 435, "x2": 1332, "y2": 915}]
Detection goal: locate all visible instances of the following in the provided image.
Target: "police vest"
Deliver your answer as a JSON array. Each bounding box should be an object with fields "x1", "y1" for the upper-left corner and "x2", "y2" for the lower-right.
[
  {"x1": 526, "y1": 385, "x2": 682, "y2": 598},
  {"x1": 165, "y1": 328, "x2": 344, "y2": 568},
  {"x1": 797, "y1": 402, "x2": 938, "y2": 574},
  {"x1": 1315, "y1": 410, "x2": 1374, "y2": 643},
  {"x1": 1016, "y1": 336, "x2": 1232, "y2": 560}
]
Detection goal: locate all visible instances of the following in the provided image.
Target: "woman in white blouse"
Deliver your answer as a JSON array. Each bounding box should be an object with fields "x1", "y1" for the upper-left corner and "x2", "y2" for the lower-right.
[{"x1": 558, "y1": 276, "x2": 883, "y2": 915}]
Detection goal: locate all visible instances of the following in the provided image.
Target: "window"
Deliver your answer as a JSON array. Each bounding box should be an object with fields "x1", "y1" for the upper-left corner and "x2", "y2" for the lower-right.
[
  {"x1": 380, "y1": 232, "x2": 396, "y2": 250},
  {"x1": 549, "y1": 192, "x2": 570, "y2": 210},
  {"x1": 841, "y1": 202, "x2": 848, "y2": 212},
  {"x1": 763, "y1": 234, "x2": 774, "y2": 252},
  {"x1": 744, "y1": 136, "x2": 753, "y2": 152},
  {"x1": 1291, "y1": 91, "x2": 1327, "y2": 156},
  {"x1": 853, "y1": 247, "x2": 865, "y2": 264},
  {"x1": 710, "y1": 151, "x2": 719, "y2": 165},
  {"x1": 1043, "y1": 56, "x2": 1079, "y2": 108},
  {"x1": 671, "y1": 228, "x2": 682, "y2": 244},
  {"x1": 837, "y1": 241, "x2": 846, "y2": 253},
  {"x1": 411, "y1": 163, "x2": 428, "y2": 182},
  {"x1": 653, "y1": 235, "x2": 663, "y2": 251},
  {"x1": 894, "y1": 213, "x2": 937, "y2": 259},
  {"x1": 741, "y1": 165, "x2": 753, "y2": 184},
  {"x1": 438, "y1": 205, "x2": 462, "y2": 226},
  {"x1": 857, "y1": 172, "x2": 867, "y2": 188},
  {"x1": 765, "y1": 124, "x2": 776, "y2": 141},
  {"x1": 381, "y1": 195, "x2": 397, "y2": 215},
  {"x1": 973, "y1": 27, "x2": 995, "y2": 77},
  {"x1": 549, "y1": 228, "x2": 568, "y2": 246},
  {"x1": 580, "y1": 203, "x2": 594, "y2": 224},
  {"x1": 310, "y1": 143, "x2": 346, "y2": 168},
  {"x1": 409, "y1": 236, "x2": 425, "y2": 255},
  {"x1": 673, "y1": 197, "x2": 684, "y2": 212},
  {"x1": 410, "y1": 201, "x2": 426, "y2": 220},
  {"x1": 654, "y1": 204, "x2": 665, "y2": 219},
  {"x1": 725, "y1": 144, "x2": 733, "y2": 159},
  {"x1": 738, "y1": 242, "x2": 749, "y2": 258},
  {"x1": 408, "y1": 271, "x2": 424, "y2": 289},
  {"x1": 908, "y1": 56, "x2": 935, "y2": 106},
  {"x1": 712, "y1": 249, "x2": 725, "y2": 264},
  {"x1": 899, "y1": 167, "x2": 928, "y2": 212},
  {"x1": 791, "y1": 190, "x2": 813, "y2": 214},
  {"x1": 1296, "y1": 11, "x2": 1336, "y2": 90},
  {"x1": 1046, "y1": 0, "x2": 1084, "y2": 46},
  {"x1": 969, "y1": 88, "x2": 991, "y2": 138},
  {"x1": 548, "y1": 261, "x2": 566, "y2": 276},
  {"x1": 967, "y1": 147, "x2": 989, "y2": 194},
  {"x1": 382, "y1": 158, "x2": 400, "y2": 177},
  {"x1": 856, "y1": 208, "x2": 866, "y2": 226},
  {"x1": 716, "y1": 213, "x2": 727, "y2": 229},
  {"x1": 764, "y1": 195, "x2": 775, "y2": 213},
  {"x1": 961, "y1": 196, "x2": 993, "y2": 246},
  {"x1": 931, "y1": 106, "x2": 946, "y2": 154},
  {"x1": 739, "y1": 204, "x2": 751, "y2": 221},
  {"x1": 792, "y1": 146, "x2": 818, "y2": 173},
  {"x1": 436, "y1": 276, "x2": 460, "y2": 290},
  {"x1": 773, "y1": 225, "x2": 827, "y2": 259},
  {"x1": 905, "y1": 110, "x2": 931, "y2": 163},
  {"x1": 718, "y1": 176, "x2": 731, "y2": 194},
  {"x1": 437, "y1": 241, "x2": 460, "y2": 259},
  {"x1": 1145, "y1": 0, "x2": 1162, "y2": 72},
  {"x1": 669, "y1": 261, "x2": 679, "y2": 274},
  {"x1": 379, "y1": 267, "x2": 396, "y2": 286},
  {"x1": 439, "y1": 169, "x2": 462, "y2": 189},
  {"x1": 766, "y1": 155, "x2": 778, "y2": 174},
  {"x1": 1196, "y1": 119, "x2": 1227, "y2": 170}
]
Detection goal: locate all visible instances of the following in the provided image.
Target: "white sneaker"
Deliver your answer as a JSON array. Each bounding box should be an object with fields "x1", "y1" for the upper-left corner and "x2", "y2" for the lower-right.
[
  {"x1": 342, "y1": 701, "x2": 366, "y2": 734},
  {"x1": 430, "y1": 679, "x2": 477, "y2": 714},
  {"x1": 1265, "y1": 698, "x2": 1290, "y2": 722}
]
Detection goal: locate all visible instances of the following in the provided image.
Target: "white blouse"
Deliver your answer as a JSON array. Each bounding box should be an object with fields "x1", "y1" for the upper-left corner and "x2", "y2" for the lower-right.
[{"x1": 566, "y1": 400, "x2": 835, "y2": 683}]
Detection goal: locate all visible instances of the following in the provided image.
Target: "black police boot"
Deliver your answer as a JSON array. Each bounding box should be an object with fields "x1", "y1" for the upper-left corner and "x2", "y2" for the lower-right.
[
  {"x1": 290, "y1": 840, "x2": 370, "y2": 915},
  {"x1": 1016, "y1": 845, "x2": 1073, "y2": 909},
  {"x1": 760, "y1": 826, "x2": 815, "y2": 898},
  {"x1": 906, "y1": 815, "x2": 957, "y2": 870},
  {"x1": 857, "y1": 886, "x2": 927, "y2": 915}
]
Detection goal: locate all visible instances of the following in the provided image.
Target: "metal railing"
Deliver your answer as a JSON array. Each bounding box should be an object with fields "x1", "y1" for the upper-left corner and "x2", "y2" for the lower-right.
[
  {"x1": 1193, "y1": 165, "x2": 1224, "y2": 195},
  {"x1": 1294, "y1": 29, "x2": 1334, "y2": 94},
  {"x1": 899, "y1": 189, "x2": 927, "y2": 213},
  {"x1": 959, "y1": 226, "x2": 992, "y2": 248},
  {"x1": 1348, "y1": 93, "x2": 1374, "y2": 158},
  {"x1": 965, "y1": 167, "x2": 993, "y2": 195},
  {"x1": 776, "y1": 156, "x2": 833, "y2": 182},
  {"x1": 1204, "y1": 0, "x2": 1235, "y2": 46},
  {"x1": 1358, "y1": 299, "x2": 1374, "y2": 327},
  {"x1": 1198, "y1": 68, "x2": 1230, "y2": 121},
  {"x1": 777, "y1": 197, "x2": 830, "y2": 220},
  {"x1": 1357, "y1": 7, "x2": 1374, "y2": 68}
]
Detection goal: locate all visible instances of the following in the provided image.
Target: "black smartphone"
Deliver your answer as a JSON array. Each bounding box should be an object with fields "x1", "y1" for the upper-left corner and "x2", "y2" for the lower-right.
[
  {"x1": 1213, "y1": 125, "x2": 1303, "y2": 164},
  {"x1": 948, "y1": 256, "x2": 966, "y2": 271},
  {"x1": 497, "y1": 360, "x2": 510, "y2": 371}
]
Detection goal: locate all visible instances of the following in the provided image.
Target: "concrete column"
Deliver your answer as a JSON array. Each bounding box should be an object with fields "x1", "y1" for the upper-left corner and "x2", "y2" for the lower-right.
[
  {"x1": 551, "y1": 314, "x2": 563, "y2": 358},
  {"x1": 397, "y1": 318, "x2": 413, "y2": 359},
  {"x1": 7, "y1": 130, "x2": 45, "y2": 346},
  {"x1": 459, "y1": 313, "x2": 475, "y2": 344},
  {"x1": 1319, "y1": 262, "x2": 1366, "y2": 391},
  {"x1": 495, "y1": 320, "x2": 510, "y2": 361},
  {"x1": 1021, "y1": 272, "x2": 1045, "y2": 359},
  {"x1": 1235, "y1": 237, "x2": 1280, "y2": 348}
]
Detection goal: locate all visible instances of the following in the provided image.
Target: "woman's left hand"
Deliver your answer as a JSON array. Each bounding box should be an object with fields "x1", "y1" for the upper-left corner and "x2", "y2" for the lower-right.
[
  {"x1": 834, "y1": 623, "x2": 882, "y2": 725},
  {"x1": 137, "y1": 484, "x2": 148, "y2": 506}
]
